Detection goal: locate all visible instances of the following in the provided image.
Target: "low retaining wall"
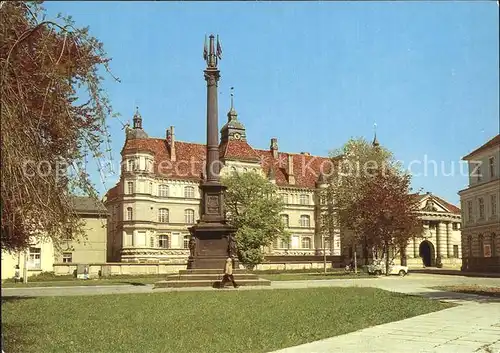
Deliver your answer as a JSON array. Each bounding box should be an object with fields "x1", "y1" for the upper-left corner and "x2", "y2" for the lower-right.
[
  {"x1": 53, "y1": 262, "x2": 187, "y2": 277},
  {"x1": 53, "y1": 258, "x2": 343, "y2": 276}
]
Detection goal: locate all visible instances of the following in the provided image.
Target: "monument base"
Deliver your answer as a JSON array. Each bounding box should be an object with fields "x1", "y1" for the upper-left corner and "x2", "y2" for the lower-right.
[{"x1": 187, "y1": 221, "x2": 238, "y2": 270}]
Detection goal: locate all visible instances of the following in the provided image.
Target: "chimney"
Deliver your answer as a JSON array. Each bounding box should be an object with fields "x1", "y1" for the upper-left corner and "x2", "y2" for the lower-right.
[
  {"x1": 168, "y1": 126, "x2": 176, "y2": 162},
  {"x1": 270, "y1": 138, "x2": 278, "y2": 159},
  {"x1": 288, "y1": 154, "x2": 295, "y2": 185}
]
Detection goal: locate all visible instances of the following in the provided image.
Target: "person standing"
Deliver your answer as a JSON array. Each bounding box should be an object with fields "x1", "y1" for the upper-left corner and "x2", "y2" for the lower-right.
[
  {"x1": 220, "y1": 257, "x2": 238, "y2": 288},
  {"x1": 14, "y1": 265, "x2": 21, "y2": 283}
]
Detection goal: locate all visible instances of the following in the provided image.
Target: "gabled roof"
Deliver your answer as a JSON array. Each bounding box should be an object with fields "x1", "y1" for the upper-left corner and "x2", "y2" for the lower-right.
[
  {"x1": 220, "y1": 140, "x2": 261, "y2": 162},
  {"x1": 413, "y1": 193, "x2": 461, "y2": 215},
  {"x1": 71, "y1": 196, "x2": 108, "y2": 215},
  {"x1": 462, "y1": 134, "x2": 500, "y2": 160}
]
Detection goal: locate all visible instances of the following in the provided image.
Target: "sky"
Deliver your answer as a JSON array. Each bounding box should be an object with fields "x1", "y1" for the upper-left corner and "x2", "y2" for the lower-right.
[{"x1": 43, "y1": 1, "x2": 499, "y2": 206}]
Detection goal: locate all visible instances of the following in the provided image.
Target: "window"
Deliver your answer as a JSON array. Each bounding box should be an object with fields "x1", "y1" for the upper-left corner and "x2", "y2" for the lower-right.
[
  {"x1": 158, "y1": 184, "x2": 169, "y2": 197},
  {"x1": 491, "y1": 195, "x2": 497, "y2": 217},
  {"x1": 281, "y1": 214, "x2": 289, "y2": 227},
  {"x1": 301, "y1": 237, "x2": 311, "y2": 249},
  {"x1": 281, "y1": 194, "x2": 288, "y2": 204},
  {"x1": 476, "y1": 162, "x2": 482, "y2": 182},
  {"x1": 183, "y1": 235, "x2": 190, "y2": 249},
  {"x1": 453, "y1": 245, "x2": 459, "y2": 258},
  {"x1": 127, "y1": 181, "x2": 134, "y2": 194},
  {"x1": 184, "y1": 186, "x2": 195, "y2": 198},
  {"x1": 299, "y1": 194, "x2": 309, "y2": 205},
  {"x1": 127, "y1": 159, "x2": 135, "y2": 172},
  {"x1": 159, "y1": 235, "x2": 169, "y2": 248},
  {"x1": 28, "y1": 247, "x2": 41, "y2": 269},
  {"x1": 479, "y1": 234, "x2": 484, "y2": 256},
  {"x1": 489, "y1": 157, "x2": 495, "y2": 178},
  {"x1": 158, "y1": 208, "x2": 169, "y2": 223},
  {"x1": 126, "y1": 207, "x2": 133, "y2": 220},
  {"x1": 62, "y1": 252, "x2": 72, "y2": 263},
  {"x1": 478, "y1": 198, "x2": 485, "y2": 219},
  {"x1": 185, "y1": 209, "x2": 195, "y2": 224},
  {"x1": 278, "y1": 237, "x2": 289, "y2": 249},
  {"x1": 452, "y1": 223, "x2": 459, "y2": 231},
  {"x1": 299, "y1": 215, "x2": 310, "y2": 228},
  {"x1": 467, "y1": 201, "x2": 473, "y2": 221}
]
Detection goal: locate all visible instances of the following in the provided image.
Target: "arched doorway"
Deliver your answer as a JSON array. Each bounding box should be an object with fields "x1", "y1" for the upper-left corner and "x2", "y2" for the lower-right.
[{"x1": 419, "y1": 240, "x2": 435, "y2": 267}]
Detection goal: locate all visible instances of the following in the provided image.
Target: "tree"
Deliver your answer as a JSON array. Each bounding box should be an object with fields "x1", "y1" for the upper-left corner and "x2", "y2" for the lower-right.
[
  {"x1": 322, "y1": 137, "x2": 396, "y2": 266},
  {"x1": 355, "y1": 169, "x2": 422, "y2": 274},
  {"x1": 1, "y1": 2, "x2": 117, "y2": 251},
  {"x1": 222, "y1": 172, "x2": 287, "y2": 269}
]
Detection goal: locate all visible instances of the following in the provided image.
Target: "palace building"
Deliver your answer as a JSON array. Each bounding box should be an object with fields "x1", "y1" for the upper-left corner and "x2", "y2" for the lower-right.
[
  {"x1": 104, "y1": 103, "x2": 462, "y2": 269},
  {"x1": 459, "y1": 134, "x2": 500, "y2": 273}
]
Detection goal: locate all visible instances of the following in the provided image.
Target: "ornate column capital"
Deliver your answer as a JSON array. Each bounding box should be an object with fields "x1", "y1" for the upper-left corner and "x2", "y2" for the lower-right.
[{"x1": 204, "y1": 70, "x2": 220, "y2": 86}]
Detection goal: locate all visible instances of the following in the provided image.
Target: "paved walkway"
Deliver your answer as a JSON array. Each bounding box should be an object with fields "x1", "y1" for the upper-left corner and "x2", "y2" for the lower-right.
[{"x1": 2, "y1": 274, "x2": 500, "y2": 353}]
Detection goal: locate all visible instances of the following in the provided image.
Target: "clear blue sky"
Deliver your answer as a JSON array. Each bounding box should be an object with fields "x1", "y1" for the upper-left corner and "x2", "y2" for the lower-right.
[{"x1": 44, "y1": 1, "x2": 499, "y2": 206}]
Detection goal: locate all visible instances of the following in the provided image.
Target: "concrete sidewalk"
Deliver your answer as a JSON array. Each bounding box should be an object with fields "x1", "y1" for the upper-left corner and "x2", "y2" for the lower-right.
[{"x1": 269, "y1": 302, "x2": 500, "y2": 353}]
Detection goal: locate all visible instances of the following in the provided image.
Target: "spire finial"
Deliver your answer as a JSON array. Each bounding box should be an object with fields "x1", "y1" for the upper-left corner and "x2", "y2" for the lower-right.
[
  {"x1": 230, "y1": 86, "x2": 234, "y2": 110},
  {"x1": 227, "y1": 86, "x2": 237, "y2": 120},
  {"x1": 372, "y1": 122, "x2": 380, "y2": 147}
]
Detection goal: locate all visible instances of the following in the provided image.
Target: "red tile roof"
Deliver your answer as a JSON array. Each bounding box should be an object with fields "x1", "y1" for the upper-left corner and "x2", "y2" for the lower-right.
[
  {"x1": 220, "y1": 140, "x2": 261, "y2": 162},
  {"x1": 462, "y1": 134, "x2": 500, "y2": 160},
  {"x1": 120, "y1": 137, "x2": 332, "y2": 189}
]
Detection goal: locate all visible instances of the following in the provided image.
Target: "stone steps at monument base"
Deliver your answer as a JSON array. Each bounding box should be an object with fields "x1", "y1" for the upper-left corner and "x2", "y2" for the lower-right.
[
  {"x1": 154, "y1": 278, "x2": 271, "y2": 288},
  {"x1": 165, "y1": 273, "x2": 260, "y2": 281}
]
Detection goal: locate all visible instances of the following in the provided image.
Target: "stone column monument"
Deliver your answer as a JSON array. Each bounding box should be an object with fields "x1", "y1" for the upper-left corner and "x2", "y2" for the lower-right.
[{"x1": 187, "y1": 34, "x2": 237, "y2": 269}]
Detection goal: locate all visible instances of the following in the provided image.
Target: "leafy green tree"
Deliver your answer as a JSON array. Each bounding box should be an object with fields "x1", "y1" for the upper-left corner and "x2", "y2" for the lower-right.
[
  {"x1": 1, "y1": 2, "x2": 117, "y2": 251},
  {"x1": 222, "y1": 172, "x2": 287, "y2": 269}
]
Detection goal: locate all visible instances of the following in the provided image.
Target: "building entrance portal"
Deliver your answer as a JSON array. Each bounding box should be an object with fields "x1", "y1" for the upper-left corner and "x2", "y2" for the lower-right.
[{"x1": 419, "y1": 240, "x2": 435, "y2": 267}]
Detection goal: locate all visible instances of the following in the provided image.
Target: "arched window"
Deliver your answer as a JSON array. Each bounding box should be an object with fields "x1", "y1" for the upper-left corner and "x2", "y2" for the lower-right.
[
  {"x1": 231, "y1": 166, "x2": 237, "y2": 174},
  {"x1": 301, "y1": 237, "x2": 311, "y2": 249},
  {"x1": 159, "y1": 235, "x2": 169, "y2": 248},
  {"x1": 185, "y1": 209, "x2": 195, "y2": 224},
  {"x1": 281, "y1": 214, "x2": 289, "y2": 227},
  {"x1": 184, "y1": 186, "x2": 195, "y2": 198},
  {"x1": 158, "y1": 184, "x2": 169, "y2": 197},
  {"x1": 158, "y1": 208, "x2": 169, "y2": 223},
  {"x1": 299, "y1": 194, "x2": 309, "y2": 205},
  {"x1": 126, "y1": 207, "x2": 133, "y2": 220},
  {"x1": 183, "y1": 235, "x2": 190, "y2": 249},
  {"x1": 299, "y1": 215, "x2": 310, "y2": 228}
]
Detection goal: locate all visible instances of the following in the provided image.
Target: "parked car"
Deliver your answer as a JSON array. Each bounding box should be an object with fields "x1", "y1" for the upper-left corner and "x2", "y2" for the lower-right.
[{"x1": 367, "y1": 260, "x2": 408, "y2": 277}]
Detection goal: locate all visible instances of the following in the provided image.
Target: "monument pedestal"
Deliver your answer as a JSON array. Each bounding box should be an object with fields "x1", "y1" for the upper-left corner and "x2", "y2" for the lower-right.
[{"x1": 187, "y1": 222, "x2": 237, "y2": 270}]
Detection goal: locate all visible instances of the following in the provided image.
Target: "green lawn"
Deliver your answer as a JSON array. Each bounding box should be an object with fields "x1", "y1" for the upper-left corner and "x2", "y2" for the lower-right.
[{"x1": 2, "y1": 287, "x2": 452, "y2": 353}]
